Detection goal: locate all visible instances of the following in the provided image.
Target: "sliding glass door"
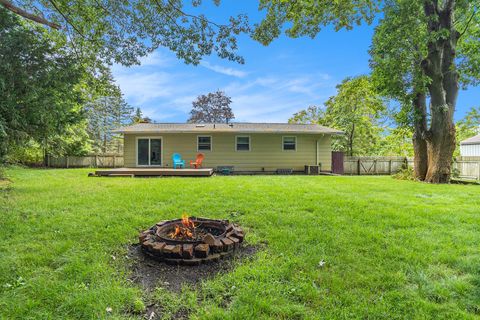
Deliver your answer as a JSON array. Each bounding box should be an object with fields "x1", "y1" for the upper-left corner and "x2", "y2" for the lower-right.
[{"x1": 137, "y1": 138, "x2": 162, "y2": 166}]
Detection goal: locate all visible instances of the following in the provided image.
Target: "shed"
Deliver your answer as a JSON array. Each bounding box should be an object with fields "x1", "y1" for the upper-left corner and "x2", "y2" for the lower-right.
[{"x1": 460, "y1": 134, "x2": 480, "y2": 157}]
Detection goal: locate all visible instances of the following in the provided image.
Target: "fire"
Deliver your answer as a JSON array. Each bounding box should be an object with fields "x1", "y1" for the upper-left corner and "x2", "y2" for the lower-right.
[
  {"x1": 181, "y1": 213, "x2": 195, "y2": 229},
  {"x1": 169, "y1": 214, "x2": 196, "y2": 239}
]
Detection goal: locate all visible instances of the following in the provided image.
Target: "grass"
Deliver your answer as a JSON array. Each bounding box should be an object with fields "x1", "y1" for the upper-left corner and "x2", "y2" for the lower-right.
[{"x1": 1, "y1": 168, "x2": 480, "y2": 319}]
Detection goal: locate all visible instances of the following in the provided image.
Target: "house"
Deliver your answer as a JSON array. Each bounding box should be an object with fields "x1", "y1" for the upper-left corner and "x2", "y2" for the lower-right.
[
  {"x1": 460, "y1": 134, "x2": 480, "y2": 157},
  {"x1": 113, "y1": 122, "x2": 343, "y2": 173}
]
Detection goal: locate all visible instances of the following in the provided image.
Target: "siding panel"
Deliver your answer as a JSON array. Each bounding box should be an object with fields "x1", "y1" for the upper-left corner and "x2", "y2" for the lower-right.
[{"x1": 124, "y1": 133, "x2": 332, "y2": 171}]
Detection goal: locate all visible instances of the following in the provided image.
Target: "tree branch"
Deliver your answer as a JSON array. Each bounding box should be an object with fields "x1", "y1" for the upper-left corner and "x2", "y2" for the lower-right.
[
  {"x1": 47, "y1": 0, "x2": 86, "y2": 39},
  {"x1": 0, "y1": 0, "x2": 61, "y2": 29},
  {"x1": 166, "y1": 0, "x2": 228, "y2": 29},
  {"x1": 458, "y1": 8, "x2": 477, "y2": 39}
]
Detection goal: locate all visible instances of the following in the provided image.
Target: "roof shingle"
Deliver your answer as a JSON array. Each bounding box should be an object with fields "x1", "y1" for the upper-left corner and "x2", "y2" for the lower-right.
[
  {"x1": 113, "y1": 123, "x2": 344, "y2": 135},
  {"x1": 461, "y1": 134, "x2": 480, "y2": 145}
]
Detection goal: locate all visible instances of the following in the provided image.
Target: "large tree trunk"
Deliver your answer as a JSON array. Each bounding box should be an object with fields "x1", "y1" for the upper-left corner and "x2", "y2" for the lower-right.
[
  {"x1": 421, "y1": 0, "x2": 459, "y2": 183},
  {"x1": 412, "y1": 92, "x2": 428, "y2": 180}
]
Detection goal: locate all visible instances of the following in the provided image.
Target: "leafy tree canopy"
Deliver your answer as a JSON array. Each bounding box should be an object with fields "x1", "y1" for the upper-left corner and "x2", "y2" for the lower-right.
[
  {"x1": 290, "y1": 76, "x2": 387, "y2": 156},
  {"x1": 188, "y1": 90, "x2": 234, "y2": 123},
  {"x1": 0, "y1": 8, "x2": 84, "y2": 160},
  {"x1": 1, "y1": 0, "x2": 250, "y2": 66}
]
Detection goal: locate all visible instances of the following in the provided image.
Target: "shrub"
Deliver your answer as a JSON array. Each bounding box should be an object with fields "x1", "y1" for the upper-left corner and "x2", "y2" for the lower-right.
[{"x1": 393, "y1": 166, "x2": 416, "y2": 181}]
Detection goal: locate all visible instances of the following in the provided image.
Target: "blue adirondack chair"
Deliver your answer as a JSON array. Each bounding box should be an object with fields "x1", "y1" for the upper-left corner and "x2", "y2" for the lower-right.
[{"x1": 172, "y1": 153, "x2": 186, "y2": 169}]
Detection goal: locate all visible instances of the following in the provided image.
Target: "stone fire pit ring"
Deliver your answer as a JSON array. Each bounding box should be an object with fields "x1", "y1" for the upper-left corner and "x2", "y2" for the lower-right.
[{"x1": 139, "y1": 217, "x2": 245, "y2": 265}]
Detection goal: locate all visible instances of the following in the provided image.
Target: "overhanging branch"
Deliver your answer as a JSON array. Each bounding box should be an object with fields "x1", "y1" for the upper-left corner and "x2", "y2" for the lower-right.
[{"x1": 0, "y1": 0, "x2": 61, "y2": 29}]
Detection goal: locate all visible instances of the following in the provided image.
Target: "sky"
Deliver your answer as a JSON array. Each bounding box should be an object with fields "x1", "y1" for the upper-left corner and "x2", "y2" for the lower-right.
[{"x1": 112, "y1": 1, "x2": 478, "y2": 124}]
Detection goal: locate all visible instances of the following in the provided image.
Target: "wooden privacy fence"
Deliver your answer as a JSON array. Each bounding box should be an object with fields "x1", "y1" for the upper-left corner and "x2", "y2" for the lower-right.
[
  {"x1": 343, "y1": 156, "x2": 414, "y2": 175},
  {"x1": 45, "y1": 154, "x2": 480, "y2": 180},
  {"x1": 453, "y1": 158, "x2": 480, "y2": 180},
  {"x1": 47, "y1": 154, "x2": 124, "y2": 168}
]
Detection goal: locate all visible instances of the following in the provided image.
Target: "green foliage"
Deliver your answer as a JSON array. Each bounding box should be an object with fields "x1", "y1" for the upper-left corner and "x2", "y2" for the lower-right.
[
  {"x1": 370, "y1": 0, "x2": 480, "y2": 128},
  {"x1": 2, "y1": 169, "x2": 480, "y2": 318},
  {"x1": 254, "y1": 0, "x2": 381, "y2": 45},
  {"x1": 132, "y1": 298, "x2": 146, "y2": 314},
  {"x1": 4, "y1": 140, "x2": 43, "y2": 165},
  {"x1": 8, "y1": 0, "x2": 250, "y2": 66},
  {"x1": 85, "y1": 95, "x2": 134, "y2": 154},
  {"x1": 393, "y1": 165, "x2": 416, "y2": 181},
  {"x1": 0, "y1": 8, "x2": 84, "y2": 161},
  {"x1": 370, "y1": 0, "x2": 427, "y2": 107},
  {"x1": 290, "y1": 76, "x2": 387, "y2": 156},
  {"x1": 455, "y1": 107, "x2": 480, "y2": 157},
  {"x1": 378, "y1": 127, "x2": 414, "y2": 157}
]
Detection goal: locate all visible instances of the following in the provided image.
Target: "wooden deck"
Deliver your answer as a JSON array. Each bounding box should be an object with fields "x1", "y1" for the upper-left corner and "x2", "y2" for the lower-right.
[{"x1": 93, "y1": 167, "x2": 214, "y2": 177}]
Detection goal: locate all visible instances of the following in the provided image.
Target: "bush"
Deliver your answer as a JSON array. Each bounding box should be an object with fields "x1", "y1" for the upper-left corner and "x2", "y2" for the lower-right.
[
  {"x1": 0, "y1": 166, "x2": 5, "y2": 180},
  {"x1": 393, "y1": 166, "x2": 416, "y2": 181}
]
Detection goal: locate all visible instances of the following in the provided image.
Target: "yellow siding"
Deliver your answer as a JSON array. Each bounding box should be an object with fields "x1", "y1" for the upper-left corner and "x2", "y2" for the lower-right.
[{"x1": 124, "y1": 133, "x2": 332, "y2": 171}]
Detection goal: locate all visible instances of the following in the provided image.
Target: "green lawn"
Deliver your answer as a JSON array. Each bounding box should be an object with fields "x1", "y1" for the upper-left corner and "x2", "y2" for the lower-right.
[{"x1": 1, "y1": 168, "x2": 480, "y2": 319}]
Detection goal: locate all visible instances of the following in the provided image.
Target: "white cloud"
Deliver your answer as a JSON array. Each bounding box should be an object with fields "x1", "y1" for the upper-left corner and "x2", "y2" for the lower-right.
[
  {"x1": 114, "y1": 72, "x2": 174, "y2": 105},
  {"x1": 201, "y1": 61, "x2": 248, "y2": 78},
  {"x1": 112, "y1": 49, "x2": 337, "y2": 123}
]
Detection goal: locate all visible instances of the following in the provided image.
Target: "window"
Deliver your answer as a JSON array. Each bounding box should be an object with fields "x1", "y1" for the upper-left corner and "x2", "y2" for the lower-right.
[
  {"x1": 283, "y1": 136, "x2": 296, "y2": 151},
  {"x1": 236, "y1": 136, "x2": 250, "y2": 151},
  {"x1": 197, "y1": 136, "x2": 212, "y2": 151}
]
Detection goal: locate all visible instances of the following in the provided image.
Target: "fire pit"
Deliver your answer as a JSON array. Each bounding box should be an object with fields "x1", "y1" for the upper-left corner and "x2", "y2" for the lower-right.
[{"x1": 139, "y1": 215, "x2": 245, "y2": 265}]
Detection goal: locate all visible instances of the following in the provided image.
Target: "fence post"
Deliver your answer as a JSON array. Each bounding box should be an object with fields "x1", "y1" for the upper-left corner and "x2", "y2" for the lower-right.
[
  {"x1": 388, "y1": 160, "x2": 392, "y2": 175},
  {"x1": 374, "y1": 159, "x2": 377, "y2": 175},
  {"x1": 478, "y1": 162, "x2": 480, "y2": 181},
  {"x1": 66, "y1": 156, "x2": 69, "y2": 168},
  {"x1": 357, "y1": 159, "x2": 361, "y2": 175},
  {"x1": 95, "y1": 155, "x2": 98, "y2": 168},
  {"x1": 113, "y1": 155, "x2": 116, "y2": 168}
]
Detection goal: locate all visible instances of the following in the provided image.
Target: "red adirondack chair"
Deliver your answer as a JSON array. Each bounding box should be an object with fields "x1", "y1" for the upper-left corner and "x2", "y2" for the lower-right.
[{"x1": 190, "y1": 153, "x2": 205, "y2": 169}]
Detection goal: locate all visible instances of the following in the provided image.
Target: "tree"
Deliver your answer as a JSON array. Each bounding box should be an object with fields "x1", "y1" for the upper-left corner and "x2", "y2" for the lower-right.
[
  {"x1": 0, "y1": 8, "x2": 84, "y2": 162},
  {"x1": 370, "y1": 0, "x2": 479, "y2": 182},
  {"x1": 254, "y1": 0, "x2": 480, "y2": 183},
  {"x1": 85, "y1": 95, "x2": 133, "y2": 154},
  {"x1": 188, "y1": 91, "x2": 235, "y2": 123},
  {"x1": 289, "y1": 105, "x2": 326, "y2": 125},
  {"x1": 289, "y1": 77, "x2": 386, "y2": 156},
  {"x1": 0, "y1": 0, "x2": 250, "y2": 66},
  {"x1": 132, "y1": 108, "x2": 151, "y2": 124}
]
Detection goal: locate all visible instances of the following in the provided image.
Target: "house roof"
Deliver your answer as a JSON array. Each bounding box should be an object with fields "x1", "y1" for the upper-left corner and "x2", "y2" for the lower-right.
[
  {"x1": 460, "y1": 134, "x2": 480, "y2": 145},
  {"x1": 113, "y1": 123, "x2": 344, "y2": 135}
]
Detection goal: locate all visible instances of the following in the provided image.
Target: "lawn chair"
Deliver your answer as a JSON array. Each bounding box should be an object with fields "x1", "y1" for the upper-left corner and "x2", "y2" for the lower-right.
[
  {"x1": 190, "y1": 153, "x2": 205, "y2": 169},
  {"x1": 172, "y1": 153, "x2": 186, "y2": 169}
]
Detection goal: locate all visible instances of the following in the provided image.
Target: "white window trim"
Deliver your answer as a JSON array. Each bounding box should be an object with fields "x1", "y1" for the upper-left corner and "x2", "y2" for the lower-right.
[
  {"x1": 135, "y1": 136, "x2": 163, "y2": 167},
  {"x1": 282, "y1": 136, "x2": 297, "y2": 151},
  {"x1": 197, "y1": 135, "x2": 212, "y2": 152},
  {"x1": 235, "y1": 135, "x2": 251, "y2": 152}
]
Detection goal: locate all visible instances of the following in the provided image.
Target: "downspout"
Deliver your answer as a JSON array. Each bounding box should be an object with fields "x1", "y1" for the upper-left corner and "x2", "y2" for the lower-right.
[{"x1": 316, "y1": 138, "x2": 319, "y2": 166}]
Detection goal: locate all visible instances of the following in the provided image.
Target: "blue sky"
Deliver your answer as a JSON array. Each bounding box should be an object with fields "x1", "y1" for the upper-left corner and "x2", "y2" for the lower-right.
[{"x1": 112, "y1": 1, "x2": 478, "y2": 123}]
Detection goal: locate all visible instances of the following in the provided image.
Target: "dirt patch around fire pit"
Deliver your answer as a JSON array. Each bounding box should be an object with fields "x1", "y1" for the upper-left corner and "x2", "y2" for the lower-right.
[{"x1": 127, "y1": 243, "x2": 259, "y2": 293}]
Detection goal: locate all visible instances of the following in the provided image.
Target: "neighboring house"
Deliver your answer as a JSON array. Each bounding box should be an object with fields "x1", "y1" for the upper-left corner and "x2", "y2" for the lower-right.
[
  {"x1": 460, "y1": 134, "x2": 480, "y2": 157},
  {"x1": 113, "y1": 123, "x2": 343, "y2": 173}
]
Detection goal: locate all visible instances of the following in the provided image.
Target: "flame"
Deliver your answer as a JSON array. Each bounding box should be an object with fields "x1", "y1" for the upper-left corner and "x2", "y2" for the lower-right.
[
  {"x1": 181, "y1": 213, "x2": 195, "y2": 229},
  {"x1": 169, "y1": 214, "x2": 195, "y2": 239}
]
